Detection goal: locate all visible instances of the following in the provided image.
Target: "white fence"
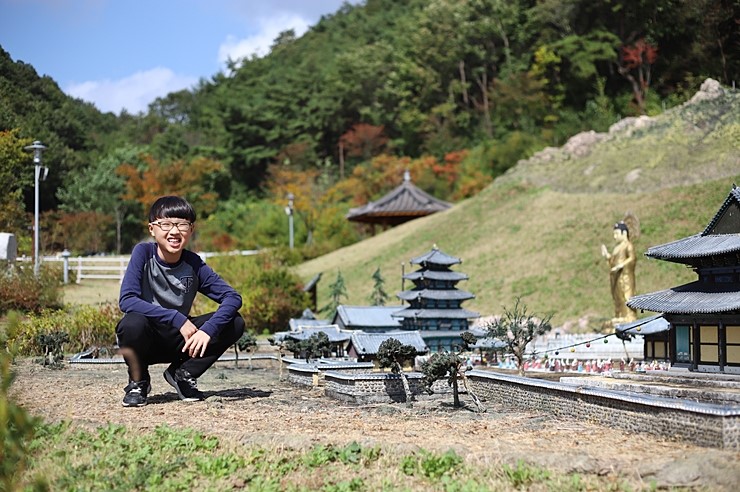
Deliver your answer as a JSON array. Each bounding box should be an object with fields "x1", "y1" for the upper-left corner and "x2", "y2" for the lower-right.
[
  {"x1": 38, "y1": 249, "x2": 260, "y2": 284},
  {"x1": 42, "y1": 255, "x2": 129, "y2": 283}
]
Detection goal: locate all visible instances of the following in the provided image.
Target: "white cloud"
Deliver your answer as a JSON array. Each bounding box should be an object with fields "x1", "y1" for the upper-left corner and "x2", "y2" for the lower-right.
[
  {"x1": 65, "y1": 67, "x2": 198, "y2": 115},
  {"x1": 217, "y1": 13, "x2": 309, "y2": 66}
]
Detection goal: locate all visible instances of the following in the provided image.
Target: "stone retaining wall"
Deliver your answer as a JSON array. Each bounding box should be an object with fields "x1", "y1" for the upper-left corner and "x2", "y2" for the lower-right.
[
  {"x1": 467, "y1": 370, "x2": 740, "y2": 449},
  {"x1": 323, "y1": 371, "x2": 449, "y2": 404}
]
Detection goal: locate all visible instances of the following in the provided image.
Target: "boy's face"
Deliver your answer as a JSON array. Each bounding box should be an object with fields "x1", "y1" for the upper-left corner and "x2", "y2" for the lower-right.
[{"x1": 148, "y1": 217, "x2": 193, "y2": 262}]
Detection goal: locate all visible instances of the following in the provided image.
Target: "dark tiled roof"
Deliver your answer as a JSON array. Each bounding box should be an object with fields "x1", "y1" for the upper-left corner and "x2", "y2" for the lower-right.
[
  {"x1": 615, "y1": 314, "x2": 670, "y2": 335},
  {"x1": 333, "y1": 305, "x2": 404, "y2": 328},
  {"x1": 289, "y1": 318, "x2": 331, "y2": 331},
  {"x1": 410, "y1": 248, "x2": 460, "y2": 267},
  {"x1": 702, "y1": 186, "x2": 740, "y2": 235},
  {"x1": 349, "y1": 331, "x2": 428, "y2": 355},
  {"x1": 627, "y1": 281, "x2": 740, "y2": 314},
  {"x1": 403, "y1": 270, "x2": 468, "y2": 282},
  {"x1": 645, "y1": 233, "x2": 740, "y2": 262},
  {"x1": 346, "y1": 175, "x2": 451, "y2": 223},
  {"x1": 392, "y1": 307, "x2": 480, "y2": 319},
  {"x1": 274, "y1": 325, "x2": 353, "y2": 343},
  {"x1": 643, "y1": 187, "x2": 740, "y2": 264},
  {"x1": 397, "y1": 289, "x2": 475, "y2": 301}
]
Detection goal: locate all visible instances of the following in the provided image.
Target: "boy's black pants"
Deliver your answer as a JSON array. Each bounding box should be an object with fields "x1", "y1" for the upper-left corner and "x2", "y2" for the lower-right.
[{"x1": 115, "y1": 312, "x2": 245, "y2": 383}]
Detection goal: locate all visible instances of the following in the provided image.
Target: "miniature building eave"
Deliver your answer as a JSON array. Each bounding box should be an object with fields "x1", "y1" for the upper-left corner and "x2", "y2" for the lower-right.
[
  {"x1": 409, "y1": 248, "x2": 460, "y2": 267},
  {"x1": 346, "y1": 174, "x2": 452, "y2": 225},
  {"x1": 348, "y1": 330, "x2": 429, "y2": 355},
  {"x1": 627, "y1": 281, "x2": 740, "y2": 314},
  {"x1": 645, "y1": 186, "x2": 740, "y2": 265},
  {"x1": 403, "y1": 270, "x2": 469, "y2": 282},
  {"x1": 645, "y1": 233, "x2": 740, "y2": 264},
  {"x1": 615, "y1": 314, "x2": 670, "y2": 336},
  {"x1": 333, "y1": 305, "x2": 405, "y2": 328},
  {"x1": 397, "y1": 289, "x2": 475, "y2": 302},
  {"x1": 392, "y1": 307, "x2": 480, "y2": 319}
]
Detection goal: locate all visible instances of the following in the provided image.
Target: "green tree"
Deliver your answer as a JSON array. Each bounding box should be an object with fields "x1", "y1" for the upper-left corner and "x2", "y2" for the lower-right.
[
  {"x1": 301, "y1": 332, "x2": 331, "y2": 363},
  {"x1": 484, "y1": 298, "x2": 553, "y2": 376},
  {"x1": 420, "y1": 332, "x2": 483, "y2": 410},
  {"x1": 368, "y1": 267, "x2": 389, "y2": 306},
  {"x1": 235, "y1": 332, "x2": 258, "y2": 369},
  {"x1": 377, "y1": 337, "x2": 418, "y2": 402},
  {"x1": 321, "y1": 269, "x2": 348, "y2": 317}
]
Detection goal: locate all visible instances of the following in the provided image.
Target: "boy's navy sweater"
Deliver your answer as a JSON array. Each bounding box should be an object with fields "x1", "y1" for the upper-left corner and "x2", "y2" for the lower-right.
[{"x1": 119, "y1": 242, "x2": 242, "y2": 337}]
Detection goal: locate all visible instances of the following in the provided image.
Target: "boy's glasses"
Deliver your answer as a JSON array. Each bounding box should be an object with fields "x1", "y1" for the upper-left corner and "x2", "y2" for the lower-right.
[{"x1": 151, "y1": 221, "x2": 193, "y2": 232}]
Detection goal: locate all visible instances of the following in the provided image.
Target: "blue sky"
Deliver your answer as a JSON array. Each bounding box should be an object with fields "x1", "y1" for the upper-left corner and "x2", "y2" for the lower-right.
[{"x1": 1, "y1": 0, "x2": 358, "y2": 114}]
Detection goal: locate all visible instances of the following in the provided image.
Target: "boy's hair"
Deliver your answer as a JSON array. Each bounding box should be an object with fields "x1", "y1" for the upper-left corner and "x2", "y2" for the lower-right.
[{"x1": 149, "y1": 196, "x2": 197, "y2": 223}]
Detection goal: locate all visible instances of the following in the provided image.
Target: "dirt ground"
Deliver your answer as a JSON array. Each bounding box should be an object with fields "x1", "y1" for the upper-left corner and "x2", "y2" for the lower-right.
[{"x1": 10, "y1": 355, "x2": 740, "y2": 491}]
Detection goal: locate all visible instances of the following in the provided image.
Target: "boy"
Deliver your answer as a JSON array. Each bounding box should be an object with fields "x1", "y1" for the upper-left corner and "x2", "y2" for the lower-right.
[{"x1": 116, "y1": 196, "x2": 244, "y2": 407}]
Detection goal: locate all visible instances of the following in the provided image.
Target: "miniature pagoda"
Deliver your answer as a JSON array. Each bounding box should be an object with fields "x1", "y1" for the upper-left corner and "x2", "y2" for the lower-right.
[
  {"x1": 346, "y1": 170, "x2": 452, "y2": 230},
  {"x1": 627, "y1": 186, "x2": 740, "y2": 374},
  {"x1": 393, "y1": 247, "x2": 479, "y2": 352}
]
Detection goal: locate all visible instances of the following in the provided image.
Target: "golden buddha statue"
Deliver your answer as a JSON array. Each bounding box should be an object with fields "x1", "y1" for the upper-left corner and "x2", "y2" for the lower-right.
[{"x1": 601, "y1": 220, "x2": 638, "y2": 325}]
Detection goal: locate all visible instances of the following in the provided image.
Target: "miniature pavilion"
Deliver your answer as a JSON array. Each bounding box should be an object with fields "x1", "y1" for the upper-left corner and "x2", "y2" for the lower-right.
[
  {"x1": 346, "y1": 171, "x2": 452, "y2": 230},
  {"x1": 627, "y1": 186, "x2": 740, "y2": 374},
  {"x1": 393, "y1": 247, "x2": 479, "y2": 352}
]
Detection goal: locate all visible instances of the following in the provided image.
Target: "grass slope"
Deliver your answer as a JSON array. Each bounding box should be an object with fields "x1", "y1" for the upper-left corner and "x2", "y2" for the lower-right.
[{"x1": 296, "y1": 82, "x2": 739, "y2": 329}]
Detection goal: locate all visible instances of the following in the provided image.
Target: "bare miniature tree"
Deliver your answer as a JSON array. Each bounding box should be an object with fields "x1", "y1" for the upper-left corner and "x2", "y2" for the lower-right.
[
  {"x1": 420, "y1": 332, "x2": 484, "y2": 411},
  {"x1": 268, "y1": 336, "x2": 293, "y2": 381},
  {"x1": 376, "y1": 338, "x2": 417, "y2": 402},
  {"x1": 236, "y1": 332, "x2": 258, "y2": 369},
  {"x1": 484, "y1": 298, "x2": 553, "y2": 376}
]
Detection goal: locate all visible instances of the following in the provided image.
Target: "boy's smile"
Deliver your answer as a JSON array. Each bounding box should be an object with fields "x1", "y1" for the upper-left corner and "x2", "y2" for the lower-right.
[{"x1": 149, "y1": 219, "x2": 193, "y2": 263}]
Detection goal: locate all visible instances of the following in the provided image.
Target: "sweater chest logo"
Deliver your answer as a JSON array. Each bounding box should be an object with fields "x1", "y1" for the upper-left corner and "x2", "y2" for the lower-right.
[{"x1": 180, "y1": 276, "x2": 194, "y2": 293}]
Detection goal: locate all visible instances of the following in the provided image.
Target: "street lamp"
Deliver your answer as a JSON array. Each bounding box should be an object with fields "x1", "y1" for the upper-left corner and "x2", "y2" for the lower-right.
[
  {"x1": 285, "y1": 193, "x2": 295, "y2": 249},
  {"x1": 23, "y1": 140, "x2": 48, "y2": 277}
]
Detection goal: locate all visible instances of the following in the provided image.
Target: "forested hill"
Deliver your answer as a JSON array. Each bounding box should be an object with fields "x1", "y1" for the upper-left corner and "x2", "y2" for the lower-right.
[
  {"x1": 295, "y1": 81, "x2": 739, "y2": 327},
  {"x1": 1, "y1": 0, "x2": 738, "y2": 258}
]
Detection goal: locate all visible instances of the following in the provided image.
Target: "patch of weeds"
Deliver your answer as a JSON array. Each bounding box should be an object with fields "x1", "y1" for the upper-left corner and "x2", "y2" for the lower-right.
[
  {"x1": 502, "y1": 459, "x2": 550, "y2": 488},
  {"x1": 401, "y1": 449, "x2": 463, "y2": 480},
  {"x1": 322, "y1": 477, "x2": 364, "y2": 491},
  {"x1": 304, "y1": 442, "x2": 381, "y2": 468}
]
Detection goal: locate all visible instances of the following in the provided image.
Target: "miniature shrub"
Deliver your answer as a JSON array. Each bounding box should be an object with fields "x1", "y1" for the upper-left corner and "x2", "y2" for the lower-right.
[{"x1": 0, "y1": 264, "x2": 63, "y2": 315}]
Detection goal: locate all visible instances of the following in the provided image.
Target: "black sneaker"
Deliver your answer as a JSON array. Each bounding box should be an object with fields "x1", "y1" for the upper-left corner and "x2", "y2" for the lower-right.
[
  {"x1": 163, "y1": 367, "x2": 204, "y2": 401},
  {"x1": 122, "y1": 380, "x2": 151, "y2": 407}
]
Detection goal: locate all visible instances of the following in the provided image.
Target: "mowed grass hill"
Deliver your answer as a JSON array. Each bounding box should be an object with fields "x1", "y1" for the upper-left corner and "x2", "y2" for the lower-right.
[{"x1": 296, "y1": 79, "x2": 740, "y2": 330}]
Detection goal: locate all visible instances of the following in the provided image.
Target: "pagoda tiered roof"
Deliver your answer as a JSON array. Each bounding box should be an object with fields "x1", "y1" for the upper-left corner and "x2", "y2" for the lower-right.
[
  {"x1": 392, "y1": 307, "x2": 479, "y2": 319},
  {"x1": 627, "y1": 281, "x2": 740, "y2": 314},
  {"x1": 628, "y1": 186, "x2": 740, "y2": 314},
  {"x1": 403, "y1": 270, "x2": 469, "y2": 282},
  {"x1": 409, "y1": 247, "x2": 460, "y2": 267},
  {"x1": 397, "y1": 289, "x2": 475, "y2": 302},
  {"x1": 643, "y1": 186, "x2": 740, "y2": 266},
  {"x1": 346, "y1": 171, "x2": 451, "y2": 226}
]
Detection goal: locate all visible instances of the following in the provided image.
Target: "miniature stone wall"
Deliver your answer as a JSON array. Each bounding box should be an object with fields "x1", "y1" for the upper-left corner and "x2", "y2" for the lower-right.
[
  {"x1": 323, "y1": 371, "x2": 448, "y2": 404},
  {"x1": 466, "y1": 370, "x2": 740, "y2": 450}
]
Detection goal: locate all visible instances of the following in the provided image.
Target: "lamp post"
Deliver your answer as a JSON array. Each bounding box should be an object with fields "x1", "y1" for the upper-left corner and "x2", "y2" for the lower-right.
[
  {"x1": 285, "y1": 193, "x2": 295, "y2": 249},
  {"x1": 24, "y1": 140, "x2": 48, "y2": 277}
]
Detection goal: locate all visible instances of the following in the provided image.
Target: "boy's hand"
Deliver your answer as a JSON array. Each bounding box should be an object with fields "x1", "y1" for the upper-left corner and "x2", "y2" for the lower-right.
[
  {"x1": 183, "y1": 330, "x2": 211, "y2": 358},
  {"x1": 180, "y1": 320, "x2": 199, "y2": 340}
]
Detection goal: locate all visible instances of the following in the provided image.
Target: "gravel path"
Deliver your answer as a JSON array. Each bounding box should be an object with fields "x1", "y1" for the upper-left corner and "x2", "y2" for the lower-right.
[{"x1": 10, "y1": 358, "x2": 740, "y2": 490}]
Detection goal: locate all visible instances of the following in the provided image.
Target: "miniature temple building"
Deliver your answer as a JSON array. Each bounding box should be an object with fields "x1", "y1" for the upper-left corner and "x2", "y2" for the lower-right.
[
  {"x1": 627, "y1": 186, "x2": 740, "y2": 374},
  {"x1": 332, "y1": 305, "x2": 404, "y2": 332},
  {"x1": 615, "y1": 314, "x2": 670, "y2": 362},
  {"x1": 346, "y1": 331, "x2": 428, "y2": 365},
  {"x1": 393, "y1": 247, "x2": 479, "y2": 352},
  {"x1": 346, "y1": 170, "x2": 452, "y2": 231}
]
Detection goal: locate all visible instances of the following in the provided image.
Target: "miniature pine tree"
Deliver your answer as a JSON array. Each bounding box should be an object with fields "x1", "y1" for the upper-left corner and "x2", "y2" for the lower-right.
[
  {"x1": 321, "y1": 269, "x2": 348, "y2": 317},
  {"x1": 368, "y1": 267, "x2": 389, "y2": 306}
]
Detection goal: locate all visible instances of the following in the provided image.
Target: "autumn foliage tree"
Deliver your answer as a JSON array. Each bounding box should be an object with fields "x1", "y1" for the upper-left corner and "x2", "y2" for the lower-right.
[
  {"x1": 618, "y1": 38, "x2": 658, "y2": 114},
  {"x1": 117, "y1": 154, "x2": 223, "y2": 219}
]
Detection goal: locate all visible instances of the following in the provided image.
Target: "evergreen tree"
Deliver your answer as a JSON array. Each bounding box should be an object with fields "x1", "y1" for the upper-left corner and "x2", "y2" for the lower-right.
[
  {"x1": 321, "y1": 269, "x2": 348, "y2": 317},
  {"x1": 368, "y1": 267, "x2": 389, "y2": 306}
]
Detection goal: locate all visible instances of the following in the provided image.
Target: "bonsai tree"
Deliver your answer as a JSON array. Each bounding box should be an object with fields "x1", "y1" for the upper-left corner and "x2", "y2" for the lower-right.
[
  {"x1": 235, "y1": 332, "x2": 258, "y2": 369},
  {"x1": 376, "y1": 338, "x2": 417, "y2": 402},
  {"x1": 268, "y1": 336, "x2": 294, "y2": 380},
  {"x1": 420, "y1": 332, "x2": 484, "y2": 411},
  {"x1": 368, "y1": 267, "x2": 389, "y2": 306},
  {"x1": 485, "y1": 298, "x2": 553, "y2": 376},
  {"x1": 302, "y1": 331, "x2": 331, "y2": 362}
]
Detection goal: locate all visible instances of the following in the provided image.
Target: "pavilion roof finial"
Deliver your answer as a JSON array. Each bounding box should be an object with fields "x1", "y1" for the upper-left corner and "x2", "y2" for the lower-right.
[{"x1": 403, "y1": 169, "x2": 411, "y2": 182}]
